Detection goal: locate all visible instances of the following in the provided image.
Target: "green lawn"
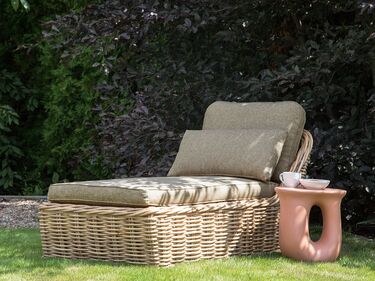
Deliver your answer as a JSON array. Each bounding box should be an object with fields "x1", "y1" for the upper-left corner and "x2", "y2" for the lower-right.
[{"x1": 0, "y1": 229, "x2": 374, "y2": 281}]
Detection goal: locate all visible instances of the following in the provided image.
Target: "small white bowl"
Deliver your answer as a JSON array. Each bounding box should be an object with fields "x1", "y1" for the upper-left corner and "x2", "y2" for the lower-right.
[{"x1": 300, "y1": 179, "x2": 330, "y2": 190}]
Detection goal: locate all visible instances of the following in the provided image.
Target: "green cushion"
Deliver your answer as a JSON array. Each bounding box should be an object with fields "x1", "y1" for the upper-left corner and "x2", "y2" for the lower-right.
[
  {"x1": 167, "y1": 129, "x2": 287, "y2": 182},
  {"x1": 48, "y1": 176, "x2": 277, "y2": 207}
]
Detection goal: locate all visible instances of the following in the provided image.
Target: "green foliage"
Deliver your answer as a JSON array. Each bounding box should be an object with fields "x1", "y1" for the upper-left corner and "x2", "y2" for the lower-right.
[
  {"x1": 0, "y1": 70, "x2": 35, "y2": 193},
  {"x1": 37, "y1": 45, "x2": 111, "y2": 182},
  {"x1": 0, "y1": 0, "x2": 101, "y2": 194},
  {"x1": 11, "y1": 0, "x2": 30, "y2": 12},
  {"x1": 0, "y1": 105, "x2": 22, "y2": 190}
]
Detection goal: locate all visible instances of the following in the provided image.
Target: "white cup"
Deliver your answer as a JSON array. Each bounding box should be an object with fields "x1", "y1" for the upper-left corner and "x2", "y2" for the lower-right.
[{"x1": 279, "y1": 172, "x2": 301, "y2": 188}]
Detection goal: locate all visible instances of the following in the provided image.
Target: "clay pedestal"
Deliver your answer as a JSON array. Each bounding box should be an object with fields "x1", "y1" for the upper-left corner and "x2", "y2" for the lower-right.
[{"x1": 275, "y1": 187, "x2": 346, "y2": 262}]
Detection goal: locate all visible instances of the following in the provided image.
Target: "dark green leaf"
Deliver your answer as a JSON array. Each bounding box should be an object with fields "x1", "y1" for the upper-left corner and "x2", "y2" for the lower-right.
[
  {"x1": 11, "y1": 0, "x2": 19, "y2": 11},
  {"x1": 20, "y1": 0, "x2": 30, "y2": 11}
]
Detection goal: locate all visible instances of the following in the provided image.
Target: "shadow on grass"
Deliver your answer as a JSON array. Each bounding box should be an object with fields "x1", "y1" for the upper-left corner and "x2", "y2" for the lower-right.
[
  {"x1": 307, "y1": 226, "x2": 375, "y2": 270},
  {"x1": 338, "y1": 231, "x2": 375, "y2": 270},
  {"x1": 233, "y1": 226, "x2": 375, "y2": 272}
]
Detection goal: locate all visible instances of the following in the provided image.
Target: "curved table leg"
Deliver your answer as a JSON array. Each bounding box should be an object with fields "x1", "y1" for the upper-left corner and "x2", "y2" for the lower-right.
[{"x1": 276, "y1": 187, "x2": 346, "y2": 262}]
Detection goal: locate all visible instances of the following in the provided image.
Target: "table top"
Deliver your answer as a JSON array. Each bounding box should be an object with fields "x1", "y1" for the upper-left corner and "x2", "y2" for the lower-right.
[{"x1": 275, "y1": 186, "x2": 347, "y2": 195}]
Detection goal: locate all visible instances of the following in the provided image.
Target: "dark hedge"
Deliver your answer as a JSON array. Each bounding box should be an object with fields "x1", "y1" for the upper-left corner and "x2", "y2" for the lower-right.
[
  {"x1": 0, "y1": 0, "x2": 100, "y2": 195},
  {"x1": 38, "y1": 0, "x2": 375, "y2": 226}
]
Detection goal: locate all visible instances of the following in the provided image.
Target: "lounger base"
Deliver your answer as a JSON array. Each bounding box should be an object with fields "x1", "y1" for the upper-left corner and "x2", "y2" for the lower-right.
[{"x1": 39, "y1": 196, "x2": 279, "y2": 266}]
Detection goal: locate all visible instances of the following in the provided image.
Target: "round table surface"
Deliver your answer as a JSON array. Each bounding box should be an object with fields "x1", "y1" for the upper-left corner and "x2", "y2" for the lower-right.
[{"x1": 275, "y1": 186, "x2": 346, "y2": 195}]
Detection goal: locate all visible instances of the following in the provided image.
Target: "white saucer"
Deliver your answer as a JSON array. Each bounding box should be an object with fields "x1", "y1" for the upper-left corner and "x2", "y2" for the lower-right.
[{"x1": 300, "y1": 179, "x2": 330, "y2": 190}]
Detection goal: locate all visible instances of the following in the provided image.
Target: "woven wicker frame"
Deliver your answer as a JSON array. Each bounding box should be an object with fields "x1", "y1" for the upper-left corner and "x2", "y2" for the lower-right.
[{"x1": 39, "y1": 130, "x2": 313, "y2": 266}]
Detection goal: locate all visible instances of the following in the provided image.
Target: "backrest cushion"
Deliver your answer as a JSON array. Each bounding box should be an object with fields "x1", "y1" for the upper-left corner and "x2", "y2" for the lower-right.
[
  {"x1": 167, "y1": 129, "x2": 287, "y2": 182},
  {"x1": 202, "y1": 101, "x2": 306, "y2": 182}
]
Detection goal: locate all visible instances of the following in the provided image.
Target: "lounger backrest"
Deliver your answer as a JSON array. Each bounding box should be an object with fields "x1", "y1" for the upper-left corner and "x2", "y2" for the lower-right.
[{"x1": 202, "y1": 101, "x2": 306, "y2": 182}]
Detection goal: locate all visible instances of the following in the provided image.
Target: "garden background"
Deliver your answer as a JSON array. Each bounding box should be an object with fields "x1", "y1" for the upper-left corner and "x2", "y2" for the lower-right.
[{"x1": 1, "y1": 0, "x2": 374, "y2": 230}]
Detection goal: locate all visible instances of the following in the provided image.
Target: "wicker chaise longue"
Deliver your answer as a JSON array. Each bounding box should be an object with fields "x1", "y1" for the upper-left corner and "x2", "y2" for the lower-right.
[{"x1": 39, "y1": 101, "x2": 313, "y2": 266}]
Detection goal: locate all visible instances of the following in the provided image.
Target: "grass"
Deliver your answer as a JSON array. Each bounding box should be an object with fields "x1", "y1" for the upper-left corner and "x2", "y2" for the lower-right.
[{"x1": 0, "y1": 229, "x2": 374, "y2": 281}]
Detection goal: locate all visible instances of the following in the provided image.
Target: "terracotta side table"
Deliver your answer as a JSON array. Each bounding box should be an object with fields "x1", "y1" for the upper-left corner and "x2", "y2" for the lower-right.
[{"x1": 275, "y1": 187, "x2": 346, "y2": 262}]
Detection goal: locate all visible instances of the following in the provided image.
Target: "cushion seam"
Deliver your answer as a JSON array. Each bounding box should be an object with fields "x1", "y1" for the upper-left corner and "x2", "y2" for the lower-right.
[{"x1": 51, "y1": 182, "x2": 277, "y2": 191}]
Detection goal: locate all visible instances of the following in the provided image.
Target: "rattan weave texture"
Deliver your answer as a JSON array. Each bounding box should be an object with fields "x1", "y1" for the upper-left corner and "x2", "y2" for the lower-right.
[{"x1": 39, "y1": 130, "x2": 313, "y2": 266}]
